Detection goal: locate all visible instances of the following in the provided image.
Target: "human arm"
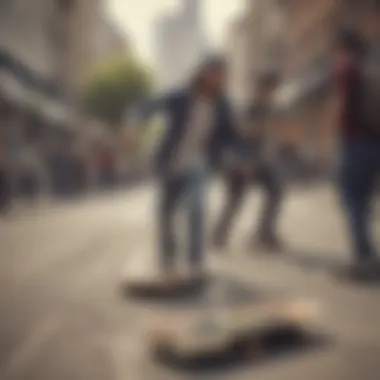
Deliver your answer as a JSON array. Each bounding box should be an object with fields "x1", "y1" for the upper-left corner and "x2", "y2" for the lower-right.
[
  {"x1": 123, "y1": 92, "x2": 176, "y2": 148},
  {"x1": 125, "y1": 92, "x2": 174, "y2": 127}
]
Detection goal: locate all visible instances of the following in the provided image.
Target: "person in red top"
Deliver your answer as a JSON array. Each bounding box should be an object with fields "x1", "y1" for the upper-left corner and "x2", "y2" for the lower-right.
[{"x1": 329, "y1": 30, "x2": 380, "y2": 278}]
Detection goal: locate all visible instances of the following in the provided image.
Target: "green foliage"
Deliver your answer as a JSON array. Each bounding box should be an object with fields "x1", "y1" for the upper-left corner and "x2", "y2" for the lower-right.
[
  {"x1": 82, "y1": 55, "x2": 153, "y2": 128},
  {"x1": 138, "y1": 117, "x2": 165, "y2": 159}
]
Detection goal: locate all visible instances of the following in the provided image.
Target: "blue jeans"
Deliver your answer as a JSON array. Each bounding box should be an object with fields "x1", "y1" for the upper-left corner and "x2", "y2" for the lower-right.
[
  {"x1": 158, "y1": 167, "x2": 207, "y2": 270},
  {"x1": 214, "y1": 163, "x2": 283, "y2": 246},
  {"x1": 339, "y1": 139, "x2": 380, "y2": 262}
]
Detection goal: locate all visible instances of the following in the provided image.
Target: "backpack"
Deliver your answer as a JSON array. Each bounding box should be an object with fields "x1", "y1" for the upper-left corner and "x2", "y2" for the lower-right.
[{"x1": 360, "y1": 60, "x2": 380, "y2": 131}]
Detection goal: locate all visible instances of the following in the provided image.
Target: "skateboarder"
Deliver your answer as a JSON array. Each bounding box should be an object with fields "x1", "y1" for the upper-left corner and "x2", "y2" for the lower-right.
[
  {"x1": 213, "y1": 72, "x2": 285, "y2": 252},
  {"x1": 127, "y1": 56, "x2": 242, "y2": 277},
  {"x1": 324, "y1": 30, "x2": 380, "y2": 279}
]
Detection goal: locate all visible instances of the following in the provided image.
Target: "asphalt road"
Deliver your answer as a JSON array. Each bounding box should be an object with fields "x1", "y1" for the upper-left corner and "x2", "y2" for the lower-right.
[{"x1": 0, "y1": 184, "x2": 379, "y2": 380}]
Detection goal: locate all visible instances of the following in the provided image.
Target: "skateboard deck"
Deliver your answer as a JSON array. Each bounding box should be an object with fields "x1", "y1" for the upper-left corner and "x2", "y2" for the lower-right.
[
  {"x1": 122, "y1": 252, "x2": 208, "y2": 297},
  {"x1": 146, "y1": 277, "x2": 320, "y2": 362}
]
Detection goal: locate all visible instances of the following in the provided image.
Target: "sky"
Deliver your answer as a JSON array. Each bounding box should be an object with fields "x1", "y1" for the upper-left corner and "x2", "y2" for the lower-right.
[{"x1": 107, "y1": 0, "x2": 243, "y2": 63}]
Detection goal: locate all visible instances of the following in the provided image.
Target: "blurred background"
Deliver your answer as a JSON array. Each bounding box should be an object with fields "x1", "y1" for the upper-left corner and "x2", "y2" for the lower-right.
[
  {"x1": 2, "y1": 0, "x2": 379, "y2": 205},
  {"x1": 1, "y1": 1, "x2": 380, "y2": 380}
]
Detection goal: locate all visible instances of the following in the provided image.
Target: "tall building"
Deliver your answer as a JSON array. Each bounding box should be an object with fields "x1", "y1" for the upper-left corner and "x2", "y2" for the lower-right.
[
  {"x1": 183, "y1": 0, "x2": 200, "y2": 25},
  {"x1": 154, "y1": 0, "x2": 208, "y2": 90}
]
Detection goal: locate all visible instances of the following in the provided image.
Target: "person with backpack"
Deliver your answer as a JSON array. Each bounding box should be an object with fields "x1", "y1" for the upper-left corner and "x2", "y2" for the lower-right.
[
  {"x1": 213, "y1": 72, "x2": 285, "y2": 252},
  {"x1": 326, "y1": 30, "x2": 380, "y2": 279},
  {"x1": 127, "y1": 56, "x2": 242, "y2": 279}
]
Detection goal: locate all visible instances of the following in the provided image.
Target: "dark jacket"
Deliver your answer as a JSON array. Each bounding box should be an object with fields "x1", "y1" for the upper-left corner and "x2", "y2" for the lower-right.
[{"x1": 131, "y1": 88, "x2": 243, "y2": 175}]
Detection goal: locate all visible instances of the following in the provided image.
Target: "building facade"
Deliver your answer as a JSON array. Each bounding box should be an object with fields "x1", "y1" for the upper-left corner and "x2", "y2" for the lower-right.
[
  {"x1": 53, "y1": 0, "x2": 103, "y2": 97},
  {"x1": 0, "y1": 0, "x2": 105, "y2": 198},
  {"x1": 280, "y1": 0, "x2": 380, "y2": 103},
  {"x1": 228, "y1": 0, "x2": 287, "y2": 104},
  {"x1": 154, "y1": 0, "x2": 208, "y2": 90},
  {"x1": 278, "y1": 0, "x2": 380, "y2": 170},
  {"x1": 226, "y1": 16, "x2": 250, "y2": 105},
  {"x1": 227, "y1": 0, "x2": 380, "y2": 177}
]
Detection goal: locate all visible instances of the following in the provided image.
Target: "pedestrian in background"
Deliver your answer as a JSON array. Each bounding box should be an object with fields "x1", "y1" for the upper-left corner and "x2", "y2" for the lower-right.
[
  {"x1": 213, "y1": 72, "x2": 285, "y2": 252},
  {"x1": 326, "y1": 29, "x2": 380, "y2": 279}
]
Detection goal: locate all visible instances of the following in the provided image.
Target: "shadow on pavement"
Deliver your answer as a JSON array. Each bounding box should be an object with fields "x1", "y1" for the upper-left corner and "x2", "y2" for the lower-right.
[
  {"x1": 121, "y1": 278, "x2": 209, "y2": 306},
  {"x1": 155, "y1": 330, "x2": 333, "y2": 374},
  {"x1": 282, "y1": 249, "x2": 344, "y2": 272},
  {"x1": 282, "y1": 250, "x2": 380, "y2": 288}
]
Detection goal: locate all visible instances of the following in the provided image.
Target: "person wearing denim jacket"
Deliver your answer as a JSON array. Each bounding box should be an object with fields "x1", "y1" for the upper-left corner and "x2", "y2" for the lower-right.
[{"x1": 127, "y1": 56, "x2": 244, "y2": 276}]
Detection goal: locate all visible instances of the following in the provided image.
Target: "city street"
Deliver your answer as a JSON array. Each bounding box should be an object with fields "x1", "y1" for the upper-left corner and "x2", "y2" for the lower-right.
[{"x1": 0, "y1": 183, "x2": 380, "y2": 380}]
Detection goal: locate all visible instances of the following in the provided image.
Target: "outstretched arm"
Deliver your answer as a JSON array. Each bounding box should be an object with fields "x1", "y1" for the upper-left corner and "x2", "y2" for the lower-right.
[
  {"x1": 125, "y1": 92, "x2": 175, "y2": 128},
  {"x1": 123, "y1": 92, "x2": 175, "y2": 148}
]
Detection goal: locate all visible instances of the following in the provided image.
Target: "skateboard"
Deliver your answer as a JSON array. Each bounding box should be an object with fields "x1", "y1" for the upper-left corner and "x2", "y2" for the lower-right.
[
  {"x1": 146, "y1": 277, "x2": 320, "y2": 363},
  {"x1": 122, "y1": 252, "x2": 208, "y2": 297}
]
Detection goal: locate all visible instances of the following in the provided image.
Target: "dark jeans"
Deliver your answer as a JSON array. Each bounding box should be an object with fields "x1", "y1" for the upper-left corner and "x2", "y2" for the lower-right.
[
  {"x1": 214, "y1": 163, "x2": 283, "y2": 245},
  {"x1": 17, "y1": 174, "x2": 39, "y2": 199},
  {"x1": 0, "y1": 170, "x2": 10, "y2": 212},
  {"x1": 339, "y1": 139, "x2": 380, "y2": 262},
  {"x1": 158, "y1": 168, "x2": 206, "y2": 270}
]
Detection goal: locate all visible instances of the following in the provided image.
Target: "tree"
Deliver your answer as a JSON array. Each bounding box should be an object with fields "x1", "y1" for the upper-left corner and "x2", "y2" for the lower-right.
[{"x1": 82, "y1": 56, "x2": 153, "y2": 128}]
